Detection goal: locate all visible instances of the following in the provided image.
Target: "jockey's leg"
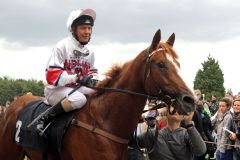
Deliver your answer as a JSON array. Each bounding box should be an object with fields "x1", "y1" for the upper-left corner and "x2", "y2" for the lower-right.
[
  {"x1": 36, "y1": 99, "x2": 68, "y2": 132},
  {"x1": 36, "y1": 86, "x2": 93, "y2": 132}
]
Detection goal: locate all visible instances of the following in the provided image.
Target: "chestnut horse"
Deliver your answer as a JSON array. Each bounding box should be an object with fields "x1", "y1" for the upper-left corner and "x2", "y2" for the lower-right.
[{"x1": 0, "y1": 29, "x2": 195, "y2": 160}]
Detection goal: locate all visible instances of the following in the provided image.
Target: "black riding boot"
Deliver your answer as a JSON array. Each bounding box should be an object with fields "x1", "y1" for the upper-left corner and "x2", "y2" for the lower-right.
[{"x1": 36, "y1": 101, "x2": 65, "y2": 133}]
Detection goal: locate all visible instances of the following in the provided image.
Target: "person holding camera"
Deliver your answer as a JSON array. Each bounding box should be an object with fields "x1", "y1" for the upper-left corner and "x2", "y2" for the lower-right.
[{"x1": 137, "y1": 109, "x2": 206, "y2": 160}]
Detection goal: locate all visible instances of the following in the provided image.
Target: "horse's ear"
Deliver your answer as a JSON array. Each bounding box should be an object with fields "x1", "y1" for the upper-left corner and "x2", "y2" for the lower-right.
[
  {"x1": 149, "y1": 29, "x2": 161, "y2": 52},
  {"x1": 166, "y1": 33, "x2": 175, "y2": 46}
]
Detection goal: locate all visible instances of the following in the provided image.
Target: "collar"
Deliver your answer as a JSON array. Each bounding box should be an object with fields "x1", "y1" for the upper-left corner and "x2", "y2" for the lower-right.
[{"x1": 70, "y1": 35, "x2": 85, "y2": 48}]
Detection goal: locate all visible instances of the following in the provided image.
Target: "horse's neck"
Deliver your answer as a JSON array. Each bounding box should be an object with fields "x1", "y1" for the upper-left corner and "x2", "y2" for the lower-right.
[
  {"x1": 96, "y1": 90, "x2": 146, "y2": 138},
  {"x1": 94, "y1": 64, "x2": 147, "y2": 139}
]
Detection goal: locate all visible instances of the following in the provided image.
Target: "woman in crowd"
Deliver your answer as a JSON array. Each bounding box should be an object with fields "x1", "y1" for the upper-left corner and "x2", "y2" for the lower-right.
[{"x1": 229, "y1": 98, "x2": 240, "y2": 160}]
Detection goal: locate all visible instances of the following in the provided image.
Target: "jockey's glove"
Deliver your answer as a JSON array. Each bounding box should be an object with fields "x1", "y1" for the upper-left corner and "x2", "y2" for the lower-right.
[{"x1": 76, "y1": 75, "x2": 95, "y2": 87}]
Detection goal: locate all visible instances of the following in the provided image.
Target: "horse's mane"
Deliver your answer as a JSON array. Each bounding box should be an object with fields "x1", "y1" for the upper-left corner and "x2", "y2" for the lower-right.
[
  {"x1": 97, "y1": 64, "x2": 123, "y2": 88},
  {"x1": 93, "y1": 60, "x2": 133, "y2": 96}
]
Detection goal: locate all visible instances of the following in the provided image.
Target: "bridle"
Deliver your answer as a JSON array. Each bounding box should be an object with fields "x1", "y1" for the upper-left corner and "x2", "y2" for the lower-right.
[
  {"x1": 130, "y1": 44, "x2": 178, "y2": 154},
  {"x1": 144, "y1": 44, "x2": 177, "y2": 114}
]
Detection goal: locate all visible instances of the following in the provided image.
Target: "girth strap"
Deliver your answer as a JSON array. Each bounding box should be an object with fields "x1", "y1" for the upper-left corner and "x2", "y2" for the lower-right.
[{"x1": 71, "y1": 119, "x2": 129, "y2": 144}]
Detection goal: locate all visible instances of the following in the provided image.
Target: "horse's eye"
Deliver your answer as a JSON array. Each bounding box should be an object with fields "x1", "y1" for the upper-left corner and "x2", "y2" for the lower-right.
[{"x1": 157, "y1": 61, "x2": 167, "y2": 69}]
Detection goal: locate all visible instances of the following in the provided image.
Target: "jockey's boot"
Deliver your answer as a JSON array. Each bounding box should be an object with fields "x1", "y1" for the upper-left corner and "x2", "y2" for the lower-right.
[{"x1": 36, "y1": 100, "x2": 66, "y2": 133}]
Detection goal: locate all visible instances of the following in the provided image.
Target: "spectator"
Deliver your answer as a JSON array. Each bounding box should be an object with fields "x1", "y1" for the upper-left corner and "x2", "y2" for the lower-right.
[
  {"x1": 194, "y1": 90, "x2": 211, "y2": 117},
  {"x1": 137, "y1": 109, "x2": 206, "y2": 160},
  {"x1": 145, "y1": 100, "x2": 159, "y2": 129},
  {"x1": 229, "y1": 98, "x2": 240, "y2": 160},
  {"x1": 212, "y1": 97, "x2": 233, "y2": 160},
  {"x1": 194, "y1": 89, "x2": 202, "y2": 101},
  {"x1": 13, "y1": 96, "x2": 19, "y2": 101},
  {"x1": 225, "y1": 89, "x2": 234, "y2": 102},
  {"x1": 0, "y1": 105, "x2": 3, "y2": 116},
  {"x1": 5, "y1": 100, "x2": 10, "y2": 109},
  {"x1": 146, "y1": 100, "x2": 159, "y2": 118},
  {"x1": 203, "y1": 98, "x2": 211, "y2": 117},
  {"x1": 158, "y1": 115, "x2": 167, "y2": 130},
  {"x1": 237, "y1": 92, "x2": 240, "y2": 99},
  {"x1": 210, "y1": 95, "x2": 219, "y2": 116},
  {"x1": 156, "y1": 105, "x2": 167, "y2": 130},
  {"x1": 193, "y1": 101, "x2": 215, "y2": 160}
]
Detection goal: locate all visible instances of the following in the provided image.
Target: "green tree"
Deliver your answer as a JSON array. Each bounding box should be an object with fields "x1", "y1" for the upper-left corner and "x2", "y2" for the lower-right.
[
  {"x1": 193, "y1": 55, "x2": 225, "y2": 100},
  {"x1": 0, "y1": 76, "x2": 44, "y2": 105}
]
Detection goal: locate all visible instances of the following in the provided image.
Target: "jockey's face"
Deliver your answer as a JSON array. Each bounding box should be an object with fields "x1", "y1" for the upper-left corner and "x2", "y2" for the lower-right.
[{"x1": 75, "y1": 25, "x2": 92, "y2": 44}]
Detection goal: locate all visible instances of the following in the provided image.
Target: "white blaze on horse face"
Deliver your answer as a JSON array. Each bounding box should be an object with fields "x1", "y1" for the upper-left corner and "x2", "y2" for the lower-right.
[{"x1": 165, "y1": 53, "x2": 181, "y2": 74}]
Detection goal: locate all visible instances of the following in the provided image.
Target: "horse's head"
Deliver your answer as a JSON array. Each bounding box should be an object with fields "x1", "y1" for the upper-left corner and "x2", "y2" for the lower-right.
[{"x1": 143, "y1": 29, "x2": 195, "y2": 115}]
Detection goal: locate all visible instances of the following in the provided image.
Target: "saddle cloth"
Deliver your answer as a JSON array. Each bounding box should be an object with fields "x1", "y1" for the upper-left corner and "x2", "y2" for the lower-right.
[{"x1": 14, "y1": 99, "x2": 74, "y2": 155}]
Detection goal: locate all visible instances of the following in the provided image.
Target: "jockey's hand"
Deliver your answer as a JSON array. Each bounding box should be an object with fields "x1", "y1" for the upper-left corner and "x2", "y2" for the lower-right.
[{"x1": 76, "y1": 75, "x2": 94, "y2": 87}]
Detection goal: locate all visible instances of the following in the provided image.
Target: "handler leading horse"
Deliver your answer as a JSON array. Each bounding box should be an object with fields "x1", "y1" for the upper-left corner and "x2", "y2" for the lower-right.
[{"x1": 0, "y1": 29, "x2": 195, "y2": 160}]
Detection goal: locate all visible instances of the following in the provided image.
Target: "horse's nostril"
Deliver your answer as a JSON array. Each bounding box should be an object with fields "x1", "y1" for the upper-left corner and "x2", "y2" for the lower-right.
[
  {"x1": 182, "y1": 95, "x2": 195, "y2": 105},
  {"x1": 177, "y1": 95, "x2": 195, "y2": 115}
]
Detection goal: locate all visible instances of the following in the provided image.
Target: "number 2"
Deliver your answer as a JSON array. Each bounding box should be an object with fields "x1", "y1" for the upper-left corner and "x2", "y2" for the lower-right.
[{"x1": 15, "y1": 120, "x2": 22, "y2": 143}]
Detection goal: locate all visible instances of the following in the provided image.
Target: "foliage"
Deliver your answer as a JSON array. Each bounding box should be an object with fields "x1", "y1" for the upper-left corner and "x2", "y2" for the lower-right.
[
  {"x1": 193, "y1": 55, "x2": 225, "y2": 100},
  {"x1": 0, "y1": 76, "x2": 44, "y2": 105}
]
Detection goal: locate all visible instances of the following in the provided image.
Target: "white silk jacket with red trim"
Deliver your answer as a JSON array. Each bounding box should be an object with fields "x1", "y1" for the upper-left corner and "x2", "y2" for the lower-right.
[{"x1": 45, "y1": 35, "x2": 98, "y2": 89}]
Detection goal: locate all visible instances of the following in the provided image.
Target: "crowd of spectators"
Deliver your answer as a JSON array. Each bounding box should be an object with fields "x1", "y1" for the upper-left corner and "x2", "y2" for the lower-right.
[
  {"x1": 0, "y1": 93, "x2": 30, "y2": 116},
  {"x1": 128, "y1": 90, "x2": 240, "y2": 160}
]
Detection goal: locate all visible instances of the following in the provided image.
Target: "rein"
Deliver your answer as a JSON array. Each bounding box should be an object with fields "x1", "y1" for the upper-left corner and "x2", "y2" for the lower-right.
[
  {"x1": 71, "y1": 86, "x2": 167, "y2": 144},
  {"x1": 89, "y1": 86, "x2": 159, "y2": 99}
]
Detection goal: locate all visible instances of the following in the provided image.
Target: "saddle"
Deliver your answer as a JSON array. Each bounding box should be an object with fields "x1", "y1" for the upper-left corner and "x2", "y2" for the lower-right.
[{"x1": 14, "y1": 99, "x2": 74, "y2": 156}]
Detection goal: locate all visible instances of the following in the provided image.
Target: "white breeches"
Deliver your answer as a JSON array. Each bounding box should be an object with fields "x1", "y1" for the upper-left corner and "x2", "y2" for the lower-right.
[{"x1": 44, "y1": 86, "x2": 95, "y2": 110}]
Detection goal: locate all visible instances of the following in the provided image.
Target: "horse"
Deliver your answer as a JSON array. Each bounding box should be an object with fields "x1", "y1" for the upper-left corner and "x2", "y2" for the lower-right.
[{"x1": 0, "y1": 29, "x2": 195, "y2": 160}]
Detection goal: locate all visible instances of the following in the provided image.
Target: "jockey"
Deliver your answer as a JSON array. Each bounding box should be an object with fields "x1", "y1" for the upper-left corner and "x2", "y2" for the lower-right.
[{"x1": 36, "y1": 8, "x2": 98, "y2": 131}]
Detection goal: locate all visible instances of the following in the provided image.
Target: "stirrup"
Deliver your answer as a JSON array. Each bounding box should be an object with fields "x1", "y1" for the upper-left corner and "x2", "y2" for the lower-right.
[{"x1": 36, "y1": 120, "x2": 54, "y2": 137}]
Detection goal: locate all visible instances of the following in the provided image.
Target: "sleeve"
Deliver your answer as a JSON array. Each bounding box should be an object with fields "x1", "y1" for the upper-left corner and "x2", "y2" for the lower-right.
[
  {"x1": 211, "y1": 112, "x2": 218, "y2": 129},
  {"x1": 186, "y1": 126, "x2": 207, "y2": 156},
  {"x1": 221, "y1": 115, "x2": 233, "y2": 151},
  {"x1": 87, "y1": 52, "x2": 98, "y2": 80},
  {"x1": 45, "y1": 45, "x2": 76, "y2": 86}
]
